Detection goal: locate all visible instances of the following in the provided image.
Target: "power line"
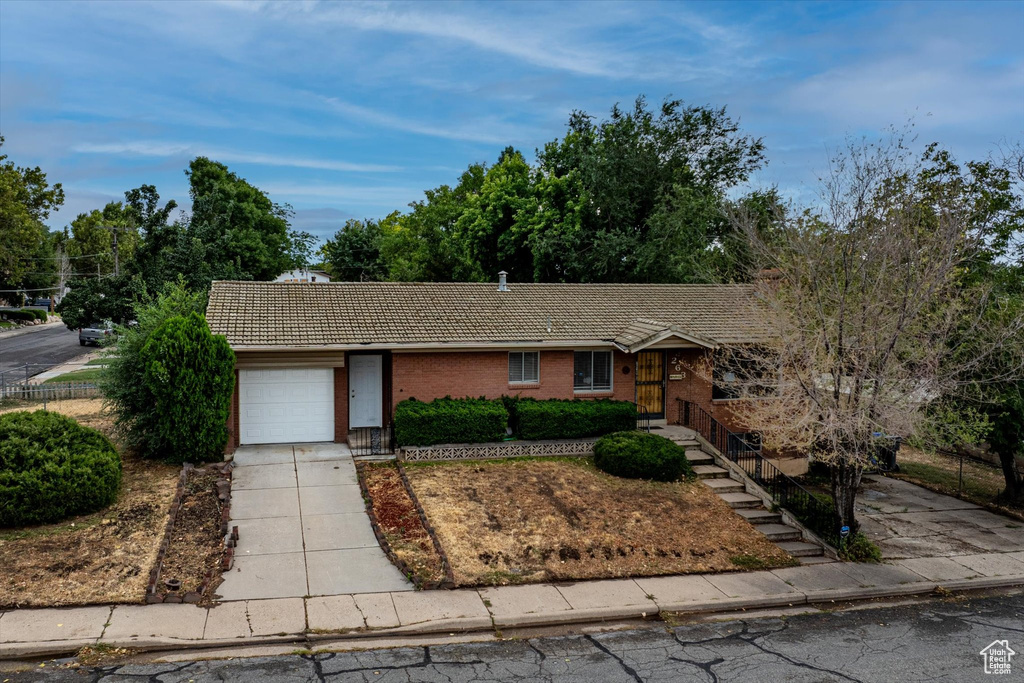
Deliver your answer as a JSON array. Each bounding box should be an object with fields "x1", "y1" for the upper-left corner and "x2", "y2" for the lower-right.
[
  {"x1": 0, "y1": 286, "x2": 62, "y2": 293},
  {"x1": 18, "y1": 252, "x2": 108, "y2": 261}
]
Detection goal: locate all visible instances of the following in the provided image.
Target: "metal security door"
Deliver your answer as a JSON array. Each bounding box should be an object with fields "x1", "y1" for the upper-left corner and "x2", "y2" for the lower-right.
[{"x1": 635, "y1": 351, "x2": 665, "y2": 419}]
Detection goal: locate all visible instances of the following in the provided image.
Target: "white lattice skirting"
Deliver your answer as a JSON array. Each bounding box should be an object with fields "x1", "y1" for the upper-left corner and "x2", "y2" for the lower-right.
[{"x1": 400, "y1": 438, "x2": 597, "y2": 462}]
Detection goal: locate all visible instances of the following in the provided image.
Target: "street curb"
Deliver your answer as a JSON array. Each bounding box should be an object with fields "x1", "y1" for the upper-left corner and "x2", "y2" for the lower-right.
[
  {"x1": 4, "y1": 576, "x2": 1023, "y2": 661},
  {"x1": 0, "y1": 321, "x2": 64, "y2": 341}
]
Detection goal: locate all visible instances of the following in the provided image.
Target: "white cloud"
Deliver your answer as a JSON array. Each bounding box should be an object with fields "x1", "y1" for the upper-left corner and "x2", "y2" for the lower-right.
[
  {"x1": 72, "y1": 141, "x2": 400, "y2": 173},
  {"x1": 258, "y1": 182, "x2": 425, "y2": 206},
  {"x1": 266, "y1": 1, "x2": 625, "y2": 78}
]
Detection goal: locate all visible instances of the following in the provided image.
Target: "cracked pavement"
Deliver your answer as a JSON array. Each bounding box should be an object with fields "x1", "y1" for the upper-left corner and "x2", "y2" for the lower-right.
[{"x1": 7, "y1": 591, "x2": 1023, "y2": 681}]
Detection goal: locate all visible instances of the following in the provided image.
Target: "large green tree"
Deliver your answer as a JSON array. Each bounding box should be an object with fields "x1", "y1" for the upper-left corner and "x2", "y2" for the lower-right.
[
  {"x1": 454, "y1": 147, "x2": 537, "y2": 282},
  {"x1": 320, "y1": 216, "x2": 392, "y2": 281},
  {"x1": 535, "y1": 97, "x2": 766, "y2": 282},
  {"x1": 0, "y1": 137, "x2": 64, "y2": 303},
  {"x1": 378, "y1": 165, "x2": 486, "y2": 282},
  {"x1": 65, "y1": 202, "x2": 139, "y2": 279},
  {"x1": 56, "y1": 274, "x2": 144, "y2": 330},
  {"x1": 184, "y1": 157, "x2": 293, "y2": 283}
]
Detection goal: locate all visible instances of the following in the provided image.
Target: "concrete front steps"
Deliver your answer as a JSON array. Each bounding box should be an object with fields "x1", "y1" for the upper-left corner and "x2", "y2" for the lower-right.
[{"x1": 677, "y1": 438, "x2": 831, "y2": 565}]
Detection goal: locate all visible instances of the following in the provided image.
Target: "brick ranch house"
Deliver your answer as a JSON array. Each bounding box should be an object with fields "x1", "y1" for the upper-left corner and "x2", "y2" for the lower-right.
[{"x1": 206, "y1": 275, "x2": 762, "y2": 453}]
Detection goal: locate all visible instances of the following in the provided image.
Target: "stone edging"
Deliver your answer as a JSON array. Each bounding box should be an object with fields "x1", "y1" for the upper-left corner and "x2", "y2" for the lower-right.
[
  {"x1": 356, "y1": 462, "x2": 455, "y2": 589},
  {"x1": 396, "y1": 462, "x2": 456, "y2": 588},
  {"x1": 145, "y1": 462, "x2": 234, "y2": 604},
  {"x1": 400, "y1": 438, "x2": 597, "y2": 462}
]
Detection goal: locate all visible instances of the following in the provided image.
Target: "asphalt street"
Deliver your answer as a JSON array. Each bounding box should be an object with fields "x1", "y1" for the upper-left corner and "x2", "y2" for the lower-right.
[
  {"x1": 0, "y1": 325, "x2": 88, "y2": 378},
  {"x1": 8, "y1": 591, "x2": 1023, "y2": 682}
]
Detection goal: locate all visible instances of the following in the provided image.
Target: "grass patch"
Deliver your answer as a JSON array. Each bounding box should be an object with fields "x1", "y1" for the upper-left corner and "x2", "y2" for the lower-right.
[
  {"x1": 730, "y1": 554, "x2": 795, "y2": 570},
  {"x1": 0, "y1": 321, "x2": 16, "y2": 330},
  {"x1": 892, "y1": 446, "x2": 1023, "y2": 520},
  {"x1": 44, "y1": 368, "x2": 105, "y2": 383},
  {"x1": 85, "y1": 358, "x2": 110, "y2": 366},
  {"x1": 404, "y1": 458, "x2": 794, "y2": 586}
]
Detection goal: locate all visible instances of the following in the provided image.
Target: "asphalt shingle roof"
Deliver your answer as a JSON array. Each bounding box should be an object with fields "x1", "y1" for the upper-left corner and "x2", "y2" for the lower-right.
[{"x1": 206, "y1": 281, "x2": 762, "y2": 349}]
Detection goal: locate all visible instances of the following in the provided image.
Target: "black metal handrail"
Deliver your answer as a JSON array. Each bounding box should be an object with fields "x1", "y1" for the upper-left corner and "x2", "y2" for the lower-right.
[
  {"x1": 349, "y1": 422, "x2": 396, "y2": 457},
  {"x1": 678, "y1": 399, "x2": 840, "y2": 545},
  {"x1": 636, "y1": 404, "x2": 650, "y2": 433}
]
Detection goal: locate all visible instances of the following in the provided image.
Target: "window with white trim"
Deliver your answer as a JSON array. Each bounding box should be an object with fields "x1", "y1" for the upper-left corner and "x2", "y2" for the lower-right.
[
  {"x1": 508, "y1": 351, "x2": 540, "y2": 383},
  {"x1": 574, "y1": 351, "x2": 612, "y2": 391}
]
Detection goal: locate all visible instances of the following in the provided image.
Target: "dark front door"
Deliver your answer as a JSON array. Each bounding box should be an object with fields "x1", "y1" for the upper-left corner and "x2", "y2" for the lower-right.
[{"x1": 635, "y1": 351, "x2": 666, "y2": 419}]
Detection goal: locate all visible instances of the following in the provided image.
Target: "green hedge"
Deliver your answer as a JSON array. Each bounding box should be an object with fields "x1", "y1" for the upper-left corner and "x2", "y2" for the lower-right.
[
  {"x1": 3, "y1": 310, "x2": 39, "y2": 323},
  {"x1": 514, "y1": 398, "x2": 636, "y2": 440},
  {"x1": 30, "y1": 309, "x2": 48, "y2": 321},
  {"x1": 593, "y1": 431, "x2": 694, "y2": 482},
  {"x1": 395, "y1": 397, "x2": 508, "y2": 447},
  {"x1": 0, "y1": 410, "x2": 122, "y2": 527}
]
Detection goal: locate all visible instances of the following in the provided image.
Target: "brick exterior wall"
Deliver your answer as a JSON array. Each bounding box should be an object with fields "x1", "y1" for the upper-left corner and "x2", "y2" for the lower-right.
[
  {"x1": 390, "y1": 349, "x2": 636, "y2": 408},
  {"x1": 222, "y1": 345, "x2": 755, "y2": 454},
  {"x1": 225, "y1": 370, "x2": 240, "y2": 454},
  {"x1": 334, "y1": 365, "x2": 348, "y2": 441}
]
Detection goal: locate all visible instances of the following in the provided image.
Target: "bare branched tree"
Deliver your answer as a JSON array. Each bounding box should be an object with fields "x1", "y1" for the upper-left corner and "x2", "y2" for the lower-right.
[{"x1": 722, "y1": 132, "x2": 1024, "y2": 534}]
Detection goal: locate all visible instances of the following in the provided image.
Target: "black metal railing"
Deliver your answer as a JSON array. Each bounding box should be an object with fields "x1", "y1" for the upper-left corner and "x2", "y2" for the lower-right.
[
  {"x1": 678, "y1": 399, "x2": 840, "y2": 545},
  {"x1": 348, "y1": 422, "x2": 396, "y2": 457},
  {"x1": 636, "y1": 404, "x2": 651, "y2": 433}
]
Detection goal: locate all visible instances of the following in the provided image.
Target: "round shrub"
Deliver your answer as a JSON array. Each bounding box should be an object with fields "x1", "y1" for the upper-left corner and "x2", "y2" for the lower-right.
[
  {"x1": 593, "y1": 431, "x2": 694, "y2": 482},
  {"x1": 0, "y1": 410, "x2": 122, "y2": 527}
]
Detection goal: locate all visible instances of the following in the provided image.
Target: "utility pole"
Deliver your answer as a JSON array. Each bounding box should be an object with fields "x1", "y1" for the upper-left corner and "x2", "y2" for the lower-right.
[{"x1": 100, "y1": 225, "x2": 124, "y2": 276}]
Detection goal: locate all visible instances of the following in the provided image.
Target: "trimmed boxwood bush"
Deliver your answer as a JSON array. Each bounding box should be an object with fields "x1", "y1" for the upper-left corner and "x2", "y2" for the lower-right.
[
  {"x1": 514, "y1": 398, "x2": 636, "y2": 440},
  {"x1": 0, "y1": 410, "x2": 122, "y2": 527},
  {"x1": 593, "y1": 431, "x2": 694, "y2": 482},
  {"x1": 395, "y1": 397, "x2": 508, "y2": 447},
  {"x1": 29, "y1": 308, "x2": 48, "y2": 321}
]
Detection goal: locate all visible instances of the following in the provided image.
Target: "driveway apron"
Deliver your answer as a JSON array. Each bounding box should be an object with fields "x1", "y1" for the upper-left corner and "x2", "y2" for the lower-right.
[{"x1": 217, "y1": 444, "x2": 413, "y2": 601}]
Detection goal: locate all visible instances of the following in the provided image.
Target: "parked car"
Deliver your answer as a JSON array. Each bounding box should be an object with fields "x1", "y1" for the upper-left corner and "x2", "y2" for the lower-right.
[
  {"x1": 79, "y1": 321, "x2": 114, "y2": 346},
  {"x1": 33, "y1": 298, "x2": 52, "y2": 308}
]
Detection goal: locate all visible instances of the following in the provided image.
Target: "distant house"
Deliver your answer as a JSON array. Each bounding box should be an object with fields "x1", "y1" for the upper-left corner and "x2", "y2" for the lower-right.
[
  {"x1": 206, "y1": 271, "x2": 763, "y2": 451},
  {"x1": 275, "y1": 268, "x2": 331, "y2": 283}
]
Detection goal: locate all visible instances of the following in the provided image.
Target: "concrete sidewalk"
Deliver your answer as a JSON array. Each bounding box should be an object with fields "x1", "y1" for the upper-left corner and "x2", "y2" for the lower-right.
[
  {"x1": 27, "y1": 351, "x2": 102, "y2": 382},
  {"x1": 3, "y1": 550, "x2": 1023, "y2": 659}
]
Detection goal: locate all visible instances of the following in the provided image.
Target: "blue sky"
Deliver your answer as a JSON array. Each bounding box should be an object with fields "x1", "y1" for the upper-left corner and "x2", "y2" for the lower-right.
[{"x1": 2, "y1": 0, "x2": 1022, "y2": 242}]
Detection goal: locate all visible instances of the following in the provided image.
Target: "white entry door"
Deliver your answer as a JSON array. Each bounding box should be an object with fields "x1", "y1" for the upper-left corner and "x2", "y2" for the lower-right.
[
  {"x1": 349, "y1": 355, "x2": 383, "y2": 428},
  {"x1": 239, "y1": 368, "x2": 334, "y2": 444}
]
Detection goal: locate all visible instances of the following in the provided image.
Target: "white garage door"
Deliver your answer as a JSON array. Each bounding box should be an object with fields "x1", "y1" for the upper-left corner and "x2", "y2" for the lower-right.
[{"x1": 239, "y1": 368, "x2": 334, "y2": 444}]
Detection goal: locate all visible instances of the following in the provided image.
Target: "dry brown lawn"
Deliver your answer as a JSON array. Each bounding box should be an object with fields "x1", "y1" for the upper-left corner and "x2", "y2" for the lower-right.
[
  {"x1": 0, "y1": 399, "x2": 180, "y2": 608},
  {"x1": 405, "y1": 458, "x2": 794, "y2": 586}
]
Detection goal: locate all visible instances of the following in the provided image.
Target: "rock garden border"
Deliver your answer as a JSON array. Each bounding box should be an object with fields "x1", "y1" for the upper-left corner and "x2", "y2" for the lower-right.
[{"x1": 145, "y1": 461, "x2": 235, "y2": 604}]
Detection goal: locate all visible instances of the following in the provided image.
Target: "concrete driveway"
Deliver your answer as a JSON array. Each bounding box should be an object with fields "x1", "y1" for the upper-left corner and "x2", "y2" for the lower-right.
[
  {"x1": 217, "y1": 443, "x2": 412, "y2": 601},
  {"x1": 858, "y1": 475, "x2": 1024, "y2": 561}
]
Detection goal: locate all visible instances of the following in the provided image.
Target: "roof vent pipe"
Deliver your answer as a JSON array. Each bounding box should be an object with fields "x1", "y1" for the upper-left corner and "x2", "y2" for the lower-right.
[{"x1": 497, "y1": 271, "x2": 509, "y2": 292}]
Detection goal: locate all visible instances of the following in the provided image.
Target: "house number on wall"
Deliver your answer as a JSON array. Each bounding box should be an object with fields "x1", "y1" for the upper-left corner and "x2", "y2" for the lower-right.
[{"x1": 668, "y1": 353, "x2": 685, "y2": 380}]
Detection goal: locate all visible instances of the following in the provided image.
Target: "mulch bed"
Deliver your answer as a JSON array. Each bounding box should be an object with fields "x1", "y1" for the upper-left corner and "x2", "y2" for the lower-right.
[
  {"x1": 150, "y1": 466, "x2": 229, "y2": 605},
  {"x1": 360, "y1": 463, "x2": 449, "y2": 587},
  {"x1": 404, "y1": 458, "x2": 797, "y2": 587}
]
